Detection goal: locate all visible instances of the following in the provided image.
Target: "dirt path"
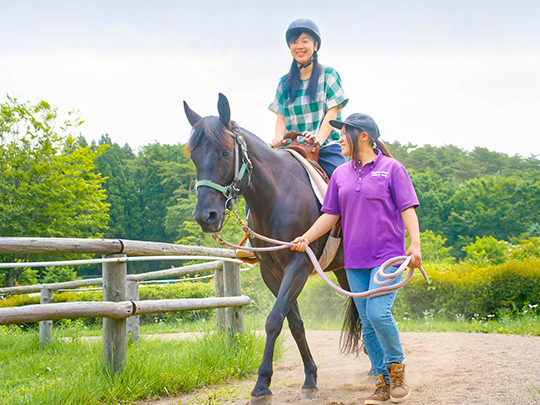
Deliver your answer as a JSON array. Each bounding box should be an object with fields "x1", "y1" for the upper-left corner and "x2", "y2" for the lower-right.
[{"x1": 136, "y1": 330, "x2": 540, "y2": 405}]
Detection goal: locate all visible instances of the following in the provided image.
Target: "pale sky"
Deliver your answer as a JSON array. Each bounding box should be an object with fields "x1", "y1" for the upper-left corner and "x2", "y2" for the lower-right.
[{"x1": 1, "y1": 0, "x2": 539, "y2": 157}]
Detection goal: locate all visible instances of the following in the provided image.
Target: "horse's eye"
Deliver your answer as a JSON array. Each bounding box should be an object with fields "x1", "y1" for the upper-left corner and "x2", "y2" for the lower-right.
[{"x1": 222, "y1": 149, "x2": 231, "y2": 158}]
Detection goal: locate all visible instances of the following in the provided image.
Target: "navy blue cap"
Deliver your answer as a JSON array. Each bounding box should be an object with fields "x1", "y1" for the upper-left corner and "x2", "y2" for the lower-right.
[{"x1": 329, "y1": 113, "x2": 380, "y2": 140}]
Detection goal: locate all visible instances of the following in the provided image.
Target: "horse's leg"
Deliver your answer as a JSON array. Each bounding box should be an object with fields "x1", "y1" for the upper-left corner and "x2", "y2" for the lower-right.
[
  {"x1": 251, "y1": 257, "x2": 311, "y2": 403},
  {"x1": 286, "y1": 301, "x2": 318, "y2": 398}
]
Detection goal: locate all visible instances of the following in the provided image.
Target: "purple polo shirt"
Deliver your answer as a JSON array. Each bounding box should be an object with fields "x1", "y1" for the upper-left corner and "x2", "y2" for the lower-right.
[{"x1": 322, "y1": 150, "x2": 419, "y2": 269}]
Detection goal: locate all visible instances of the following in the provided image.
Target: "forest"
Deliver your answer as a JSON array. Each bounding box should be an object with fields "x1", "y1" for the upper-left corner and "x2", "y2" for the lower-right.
[{"x1": 1, "y1": 97, "x2": 539, "y2": 286}]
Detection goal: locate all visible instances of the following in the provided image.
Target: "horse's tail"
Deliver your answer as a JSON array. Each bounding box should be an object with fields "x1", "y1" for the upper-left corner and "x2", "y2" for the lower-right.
[{"x1": 339, "y1": 297, "x2": 363, "y2": 355}]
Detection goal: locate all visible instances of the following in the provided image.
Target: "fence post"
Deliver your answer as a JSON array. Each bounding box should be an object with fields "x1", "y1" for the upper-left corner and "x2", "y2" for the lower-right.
[
  {"x1": 39, "y1": 288, "x2": 53, "y2": 347},
  {"x1": 126, "y1": 280, "x2": 139, "y2": 343},
  {"x1": 102, "y1": 254, "x2": 127, "y2": 373},
  {"x1": 223, "y1": 261, "x2": 244, "y2": 338},
  {"x1": 215, "y1": 263, "x2": 225, "y2": 332}
]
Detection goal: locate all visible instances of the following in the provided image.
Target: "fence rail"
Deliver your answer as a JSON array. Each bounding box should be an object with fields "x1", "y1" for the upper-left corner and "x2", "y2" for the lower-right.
[
  {"x1": 0, "y1": 237, "x2": 237, "y2": 257},
  {"x1": 0, "y1": 237, "x2": 250, "y2": 373}
]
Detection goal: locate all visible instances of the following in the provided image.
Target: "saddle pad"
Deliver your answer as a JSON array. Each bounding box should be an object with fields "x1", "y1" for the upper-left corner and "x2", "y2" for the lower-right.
[{"x1": 285, "y1": 149, "x2": 327, "y2": 205}]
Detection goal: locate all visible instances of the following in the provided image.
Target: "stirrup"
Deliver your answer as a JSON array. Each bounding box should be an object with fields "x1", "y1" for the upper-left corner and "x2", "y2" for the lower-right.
[{"x1": 235, "y1": 233, "x2": 258, "y2": 264}]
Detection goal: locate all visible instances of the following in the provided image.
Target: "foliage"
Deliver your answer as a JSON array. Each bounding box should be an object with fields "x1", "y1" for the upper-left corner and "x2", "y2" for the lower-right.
[
  {"x1": 42, "y1": 266, "x2": 79, "y2": 284},
  {"x1": 508, "y1": 237, "x2": 540, "y2": 260},
  {"x1": 0, "y1": 281, "x2": 215, "y2": 325},
  {"x1": 0, "y1": 95, "x2": 109, "y2": 286},
  {"x1": 394, "y1": 258, "x2": 540, "y2": 319},
  {"x1": 0, "y1": 329, "x2": 270, "y2": 405},
  {"x1": 406, "y1": 230, "x2": 454, "y2": 264},
  {"x1": 463, "y1": 236, "x2": 509, "y2": 265}
]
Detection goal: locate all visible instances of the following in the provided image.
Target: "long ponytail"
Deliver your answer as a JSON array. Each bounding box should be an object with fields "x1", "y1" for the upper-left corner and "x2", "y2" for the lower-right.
[{"x1": 372, "y1": 138, "x2": 394, "y2": 159}]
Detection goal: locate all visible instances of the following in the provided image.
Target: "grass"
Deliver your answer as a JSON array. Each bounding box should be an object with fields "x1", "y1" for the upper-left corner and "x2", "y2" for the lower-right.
[
  {"x1": 0, "y1": 325, "x2": 276, "y2": 405},
  {"x1": 1, "y1": 307, "x2": 537, "y2": 405}
]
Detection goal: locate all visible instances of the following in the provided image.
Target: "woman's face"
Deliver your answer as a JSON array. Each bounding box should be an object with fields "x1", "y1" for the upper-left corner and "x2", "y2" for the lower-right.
[
  {"x1": 338, "y1": 128, "x2": 352, "y2": 157},
  {"x1": 289, "y1": 32, "x2": 317, "y2": 65}
]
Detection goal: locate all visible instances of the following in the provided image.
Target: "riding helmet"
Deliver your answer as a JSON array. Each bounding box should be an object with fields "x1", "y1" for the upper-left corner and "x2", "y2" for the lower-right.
[{"x1": 285, "y1": 18, "x2": 322, "y2": 50}]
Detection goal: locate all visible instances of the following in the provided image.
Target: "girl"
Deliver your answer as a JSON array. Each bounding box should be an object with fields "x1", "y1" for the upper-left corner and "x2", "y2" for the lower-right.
[
  {"x1": 291, "y1": 113, "x2": 422, "y2": 404},
  {"x1": 269, "y1": 18, "x2": 349, "y2": 178}
]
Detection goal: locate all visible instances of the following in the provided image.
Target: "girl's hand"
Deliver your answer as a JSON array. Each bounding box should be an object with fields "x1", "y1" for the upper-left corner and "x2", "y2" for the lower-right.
[
  {"x1": 302, "y1": 131, "x2": 320, "y2": 147},
  {"x1": 271, "y1": 137, "x2": 287, "y2": 148},
  {"x1": 406, "y1": 245, "x2": 422, "y2": 268},
  {"x1": 290, "y1": 236, "x2": 310, "y2": 252}
]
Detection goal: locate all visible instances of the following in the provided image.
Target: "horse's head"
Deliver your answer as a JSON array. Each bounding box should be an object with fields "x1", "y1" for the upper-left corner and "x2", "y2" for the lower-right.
[{"x1": 184, "y1": 94, "x2": 251, "y2": 233}]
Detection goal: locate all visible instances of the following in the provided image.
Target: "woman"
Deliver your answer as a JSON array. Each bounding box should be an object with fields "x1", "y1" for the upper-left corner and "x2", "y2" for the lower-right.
[
  {"x1": 291, "y1": 113, "x2": 422, "y2": 404},
  {"x1": 236, "y1": 18, "x2": 349, "y2": 263},
  {"x1": 269, "y1": 18, "x2": 349, "y2": 178}
]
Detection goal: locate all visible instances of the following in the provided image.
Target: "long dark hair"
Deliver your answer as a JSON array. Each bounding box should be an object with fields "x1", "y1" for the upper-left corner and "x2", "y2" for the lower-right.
[
  {"x1": 283, "y1": 30, "x2": 321, "y2": 105},
  {"x1": 344, "y1": 125, "x2": 394, "y2": 169}
]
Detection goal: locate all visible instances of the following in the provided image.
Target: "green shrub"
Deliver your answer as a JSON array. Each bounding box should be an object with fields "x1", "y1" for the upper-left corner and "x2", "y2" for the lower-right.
[
  {"x1": 42, "y1": 266, "x2": 79, "y2": 284},
  {"x1": 463, "y1": 236, "x2": 508, "y2": 265},
  {"x1": 508, "y1": 237, "x2": 540, "y2": 260},
  {"x1": 0, "y1": 281, "x2": 215, "y2": 326},
  {"x1": 395, "y1": 258, "x2": 540, "y2": 319}
]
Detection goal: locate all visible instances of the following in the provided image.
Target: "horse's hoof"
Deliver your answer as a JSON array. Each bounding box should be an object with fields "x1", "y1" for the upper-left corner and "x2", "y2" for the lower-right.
[
  {"x1": 249, "y1": 394, "x2": 272, "y2": 405},
  {"x1": 301, "y1": 388, "x2": 318, "y2": 400}
]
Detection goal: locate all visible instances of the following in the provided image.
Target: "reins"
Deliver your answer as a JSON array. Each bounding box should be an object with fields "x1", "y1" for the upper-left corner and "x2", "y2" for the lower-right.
[{"x1": 214, "y1": 209, "x2": 429, "y2": 299}]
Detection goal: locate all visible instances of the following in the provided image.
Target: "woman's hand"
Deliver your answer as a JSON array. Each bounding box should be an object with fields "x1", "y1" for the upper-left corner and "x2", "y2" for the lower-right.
[
  {"x1": 406, "y1": 244, "x2": 422, "y2": 268},
  {"x1": 290, "y1": 236, "x2": 310, "y2": 252},
  {"x1": 302, "y1": 131, "x2": 320, "y2": 147},
  {"x1": 271, "y1": 137, "x2": 287, "y2": 148}
]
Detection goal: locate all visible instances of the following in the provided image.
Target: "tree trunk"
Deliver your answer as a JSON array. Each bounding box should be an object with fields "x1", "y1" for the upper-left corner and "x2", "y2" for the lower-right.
[{"x1": 5, "y1": 269, "x2": 15, "y2": 287}]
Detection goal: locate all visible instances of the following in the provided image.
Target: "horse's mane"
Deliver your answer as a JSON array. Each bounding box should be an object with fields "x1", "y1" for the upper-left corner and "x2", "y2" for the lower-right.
[{"x1": 187, "y1": 116, "x2": 233, "y2": 152}]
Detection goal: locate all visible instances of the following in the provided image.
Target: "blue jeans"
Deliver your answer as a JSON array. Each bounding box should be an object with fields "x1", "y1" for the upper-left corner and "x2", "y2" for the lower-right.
[
  {"x1": 346, "y1": 266, "x2": 404, "y2": 383},
  {"x1": 318, "y1": 144, "x2": 347, "y2": 178}
]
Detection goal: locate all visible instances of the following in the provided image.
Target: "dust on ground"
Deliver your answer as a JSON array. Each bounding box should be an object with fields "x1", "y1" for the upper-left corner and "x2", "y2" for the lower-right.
[{"x1": 135, "y1": 330, "x2": 540, "y2": 405}]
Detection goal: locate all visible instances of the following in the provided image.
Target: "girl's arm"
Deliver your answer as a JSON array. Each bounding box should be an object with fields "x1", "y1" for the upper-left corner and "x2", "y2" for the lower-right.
[
  {"x1": 271, "y1": 113, "x2": 287, "y2": 148},
  {"x1": 304, "y1": 105, "x2": 338, "y2": 146},
  {"x1": 401, "y1": 207, "x2": 422, "y2": 268},
  {"x1": 290, "y1": 213, "x2": 340, "y2": 252}
]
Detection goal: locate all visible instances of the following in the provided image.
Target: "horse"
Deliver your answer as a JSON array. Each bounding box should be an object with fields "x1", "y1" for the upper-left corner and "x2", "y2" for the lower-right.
[{"x1": 184, "y1": 93, "x2": 360, "y2": 404}]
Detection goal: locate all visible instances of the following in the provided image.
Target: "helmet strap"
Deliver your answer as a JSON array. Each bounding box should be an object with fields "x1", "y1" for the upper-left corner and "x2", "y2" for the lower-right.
[{"x1": 296, "y1": 51, "x2": 316, "y2": 71}]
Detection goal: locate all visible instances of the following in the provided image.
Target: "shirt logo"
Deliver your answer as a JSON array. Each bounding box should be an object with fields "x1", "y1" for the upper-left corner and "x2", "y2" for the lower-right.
[{"x1": 371, "y1": 171, "x2": 389, "y2": 178}]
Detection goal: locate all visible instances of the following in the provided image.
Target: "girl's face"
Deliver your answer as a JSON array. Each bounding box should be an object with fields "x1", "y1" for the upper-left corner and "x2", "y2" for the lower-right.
[
  {"x1": 289, "y1": 32, "x2": 317, "y2": 65},
  {"x1": 338, "y1": 128, "x2": 352, "y2": 156}
]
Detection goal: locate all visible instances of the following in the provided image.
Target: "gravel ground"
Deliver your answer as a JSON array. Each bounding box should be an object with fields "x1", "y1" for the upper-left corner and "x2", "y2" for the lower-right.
[{"x1": 136, "y1": 330, "x2": 540, "y2": 405}]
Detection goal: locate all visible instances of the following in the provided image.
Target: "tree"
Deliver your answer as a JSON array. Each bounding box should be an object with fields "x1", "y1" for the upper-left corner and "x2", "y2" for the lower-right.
[
  {"x1": 0, "y1": 96, "x2": 109, "y2": 286},
  {"x1": 446, "y1": 176, "x2": 540, "y2": 256}
]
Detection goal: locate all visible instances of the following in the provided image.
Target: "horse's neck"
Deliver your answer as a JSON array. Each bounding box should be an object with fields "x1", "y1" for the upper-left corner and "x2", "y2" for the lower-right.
[{"x1": 241, "y1": 133, "x2": 291, "y2": 218}]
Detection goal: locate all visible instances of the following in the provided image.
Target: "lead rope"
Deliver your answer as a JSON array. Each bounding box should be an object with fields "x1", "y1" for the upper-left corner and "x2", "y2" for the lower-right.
[{"x1": 213, "y1": 211, "x2": 429, "y2": 299}]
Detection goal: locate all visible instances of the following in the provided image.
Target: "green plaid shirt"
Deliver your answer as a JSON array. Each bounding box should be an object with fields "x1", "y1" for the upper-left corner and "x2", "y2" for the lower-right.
[{"x1": 269, "y1": 65, "x2": 348, "y2": 147}]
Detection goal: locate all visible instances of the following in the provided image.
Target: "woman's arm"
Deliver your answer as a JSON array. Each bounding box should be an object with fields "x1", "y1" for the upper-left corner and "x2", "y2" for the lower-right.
[
  {"x1": 290, "y1": 213, "x2": 340, "y2": 252},
  {"x1": 271, "y1": 113, "x2": 287, "y2": 148},
  {"x1": 303, "y1": 105, "x2": 339, "y2": 146},
  {"x1": 401, "y1": 207, "x2": 422, "y2": 268}
]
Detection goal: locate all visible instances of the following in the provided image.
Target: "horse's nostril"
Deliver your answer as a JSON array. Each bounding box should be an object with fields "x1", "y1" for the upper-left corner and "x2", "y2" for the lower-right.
[{"x1": 207, "y1": 211, "x2": 218, "y2": 223}]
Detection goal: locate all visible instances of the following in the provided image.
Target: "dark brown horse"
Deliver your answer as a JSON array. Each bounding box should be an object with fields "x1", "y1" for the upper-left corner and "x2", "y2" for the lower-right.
[{"x1": 184, "y1": 94, "x2": 358, "y2": 404}]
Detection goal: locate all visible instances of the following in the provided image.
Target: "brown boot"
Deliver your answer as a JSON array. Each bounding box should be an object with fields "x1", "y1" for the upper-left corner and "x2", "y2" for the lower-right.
[
  {"x1": 364, "y1": 374, "x2": 390, "y2": 404},
  {"x1": 387, "y1": 363, "x2": 410, "y2": 403}
]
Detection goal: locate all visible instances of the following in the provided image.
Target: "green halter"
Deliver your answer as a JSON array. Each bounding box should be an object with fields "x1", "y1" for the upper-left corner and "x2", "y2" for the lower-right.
[{"x1": 194, "y1": 125, "x2": 252, "y2": 210}]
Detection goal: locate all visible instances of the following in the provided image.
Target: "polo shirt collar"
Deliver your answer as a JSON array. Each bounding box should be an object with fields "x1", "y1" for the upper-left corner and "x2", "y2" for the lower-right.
[{"x1": 354, "y1": 148, "x2": 382, "y2": 170}]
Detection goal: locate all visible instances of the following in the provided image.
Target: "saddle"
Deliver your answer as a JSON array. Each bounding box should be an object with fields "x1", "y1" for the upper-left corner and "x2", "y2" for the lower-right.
[{"x1": 283, "y1": 131, "x2": 329, "y2": 182}]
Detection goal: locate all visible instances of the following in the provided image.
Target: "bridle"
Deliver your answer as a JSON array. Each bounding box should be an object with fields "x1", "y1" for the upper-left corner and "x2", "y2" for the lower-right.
[{"x1": 194, "y1": 123, "x2": 252, "y2": 210}]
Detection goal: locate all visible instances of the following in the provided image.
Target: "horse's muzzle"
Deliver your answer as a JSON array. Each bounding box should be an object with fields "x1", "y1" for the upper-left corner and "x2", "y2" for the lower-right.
[{"x1": 194, "y1": 208, "x2": 224, "y2": 233}]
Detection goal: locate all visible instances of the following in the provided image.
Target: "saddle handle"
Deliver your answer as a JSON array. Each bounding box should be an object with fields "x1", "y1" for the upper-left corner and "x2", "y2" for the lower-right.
[{"x1": 283, "y1": 130, "x2": 304, "y2": 141}]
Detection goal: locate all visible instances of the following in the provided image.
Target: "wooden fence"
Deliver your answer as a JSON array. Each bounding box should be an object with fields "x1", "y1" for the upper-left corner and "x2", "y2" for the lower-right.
[{"x1": 0, "y1": 237, "x2": 252, "y2": 373}]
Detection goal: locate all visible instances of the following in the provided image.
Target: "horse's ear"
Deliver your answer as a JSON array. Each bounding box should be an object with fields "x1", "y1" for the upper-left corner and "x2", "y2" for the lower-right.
[
  {"x1": 183, "y1": 101, "x2": 202, "y2": 127},
  {"x1": 217, "y1": 93, "x2": 231, "y2": 128}
]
